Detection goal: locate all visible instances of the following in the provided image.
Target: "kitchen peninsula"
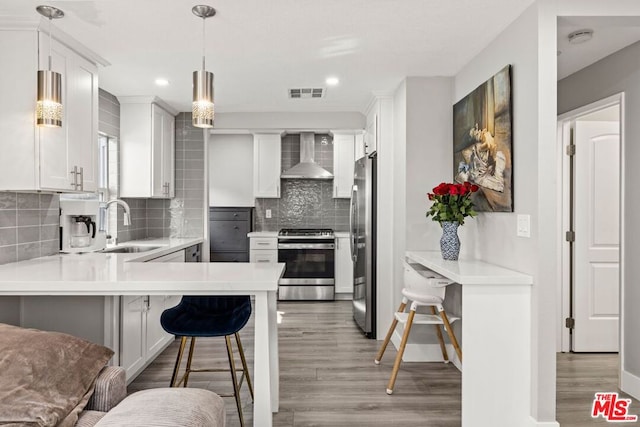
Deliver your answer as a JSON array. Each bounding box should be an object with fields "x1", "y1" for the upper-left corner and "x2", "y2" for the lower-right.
[{"x1": 0, "y1": 244, "x2": 284, "y2": 427}]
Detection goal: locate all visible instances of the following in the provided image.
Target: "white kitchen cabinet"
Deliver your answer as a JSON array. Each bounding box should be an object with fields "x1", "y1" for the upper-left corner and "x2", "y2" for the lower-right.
[
  {"x1": 119, "y1": 97, "x2": 177, "y2": 199},
  {"x1": 335, "y1": 236, "x2": 354, "y2": 295},
  {"x1": 120, "y1": 248, "x2": 185, "y2": 382},
  {"x1": 249, "y1": 236, "x2": 278, "y2": 263},
  {"x1": 0, "y1": 26, "x2": 100, "y2": 192},
  {"x1": 332, "y1": 133, "x2": 356, "y2": 198},
  {"x1": 253, "y1": 134, "x2": 281, "y2": 198},
  {"x1": 365, "y1": 112, "x2": 378, "y2": 157},
  {"x1": 354, "y1": 133, "x2": 366, "y2": 161}
]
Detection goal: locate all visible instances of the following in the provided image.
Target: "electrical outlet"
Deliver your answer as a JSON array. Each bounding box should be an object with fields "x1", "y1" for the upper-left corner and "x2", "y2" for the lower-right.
[
  {"x1": 517, "y1": 214, "x2": 530, "y2": 238},
  {"x1": 266, "y1": 209, "x2": 272, "y2": 219}
]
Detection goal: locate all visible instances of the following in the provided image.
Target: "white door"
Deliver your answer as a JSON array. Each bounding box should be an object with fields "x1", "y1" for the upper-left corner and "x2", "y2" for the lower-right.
[{"x1": 573, "y1": 120, "x2": 620, "y2": 352}]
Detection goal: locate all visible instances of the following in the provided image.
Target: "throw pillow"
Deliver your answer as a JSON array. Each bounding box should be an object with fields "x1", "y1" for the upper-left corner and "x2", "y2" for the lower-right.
[{"x1": 0, "y1": 323, "x2": 114, "y2": 427}]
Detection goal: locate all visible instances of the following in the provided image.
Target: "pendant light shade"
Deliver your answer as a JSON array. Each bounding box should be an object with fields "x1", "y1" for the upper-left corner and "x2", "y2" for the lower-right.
[
  {"x1": 36, "y1": 5, "x2": 65, "y2": 128},
  {"x1": 36, "y1": 69, "x2": 62, "y2": 127},
  {"x1": 192, "y1": 70, "x2": 214, "y2": 128},
  {"x1": 191, "y1": 5, "x2": 216, "y2": 129}
]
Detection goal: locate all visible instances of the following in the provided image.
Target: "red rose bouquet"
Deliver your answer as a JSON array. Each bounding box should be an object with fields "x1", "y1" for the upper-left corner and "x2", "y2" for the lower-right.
[{"x1": 426, "y1": 182, "x2": 479, "y2": 225}]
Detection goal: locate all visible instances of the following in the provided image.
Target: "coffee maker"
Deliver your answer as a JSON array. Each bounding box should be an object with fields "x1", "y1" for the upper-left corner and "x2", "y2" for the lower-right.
[{"x1": 59, "y1": 196, "x2": 106, "y2": 253}]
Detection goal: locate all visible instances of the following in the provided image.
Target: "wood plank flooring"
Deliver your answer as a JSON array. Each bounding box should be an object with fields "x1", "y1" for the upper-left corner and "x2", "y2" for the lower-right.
[
  {"x1": 556, "y1": 352, "x2": 640, "y2": 426},
  {"x1": 130, "y1": 300, "x2": 461, "y2": 426},
  {"x1": 129, "y1": 300, "x2": 637, "y2": 426}
]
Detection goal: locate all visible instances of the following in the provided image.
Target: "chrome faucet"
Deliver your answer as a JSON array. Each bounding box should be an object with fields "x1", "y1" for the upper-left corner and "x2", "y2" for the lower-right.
[{"x1": 105, "y1": 199, "x2": 132, "y2": 226}]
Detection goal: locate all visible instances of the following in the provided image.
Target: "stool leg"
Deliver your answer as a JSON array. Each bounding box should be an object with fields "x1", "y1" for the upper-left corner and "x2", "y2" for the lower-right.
[
  {"x1": 375, "y1": 299, "x2": 407, "y2": 365},
  {"x1": 431, "y1": 306, "x2": 449, "y2": 363},
  {"x1": 439, "y1": 308, "x2": 462, "y2": 362},
  {"x1": 183, "y1": 337, "x2": 197, "y2": 387},
  {"x1": 170, "y1": 336, "x2": 188, "y2": 387},
  {"x1": 225, "y1": 335, "x2": 245, "y2": 427},
  {"x1": 386, "y1": 307, "x2": 416, "y2": 395},
  {"x1": 235, "y1": 332, "x2": 254, "y2": 401}
]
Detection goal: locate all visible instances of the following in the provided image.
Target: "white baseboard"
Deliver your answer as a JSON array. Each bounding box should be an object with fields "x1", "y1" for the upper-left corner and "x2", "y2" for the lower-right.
[
  {"x1": 391, "y1": 330, "x2": 462, "y2": 371},
  {"x1": 528, "y1": 417, "x2": 559, "y2": 427},
  {"x1": 621, "y1": 369, "x2": 640, "y2": 401}
]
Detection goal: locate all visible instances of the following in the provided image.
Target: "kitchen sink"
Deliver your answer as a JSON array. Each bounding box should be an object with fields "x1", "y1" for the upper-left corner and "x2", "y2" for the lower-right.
[{"x1": 100, "y1": 246, "x2": 161, "y2": 254}]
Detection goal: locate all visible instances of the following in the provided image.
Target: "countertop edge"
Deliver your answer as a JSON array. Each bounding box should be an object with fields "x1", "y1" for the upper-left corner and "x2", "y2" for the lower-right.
[{"x1": 406, "y1": 251, "x2": 533, "y2": 285}]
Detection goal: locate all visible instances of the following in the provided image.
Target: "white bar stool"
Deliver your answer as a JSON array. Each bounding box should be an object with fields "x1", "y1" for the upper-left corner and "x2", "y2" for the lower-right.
[{"x1": 375, "y1": 259, "x2": 461, "y2": 394}]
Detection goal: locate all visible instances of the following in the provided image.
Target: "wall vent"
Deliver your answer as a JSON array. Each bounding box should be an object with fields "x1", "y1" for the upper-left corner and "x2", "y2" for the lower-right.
[{"x1": 288, "y1": 88, "x2": 325, "y2": 99}]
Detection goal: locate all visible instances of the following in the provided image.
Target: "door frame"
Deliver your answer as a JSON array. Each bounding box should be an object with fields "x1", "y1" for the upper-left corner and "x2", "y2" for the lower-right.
[{"x1": 557, "y1": 92, "x2": 625, "y2": 353}]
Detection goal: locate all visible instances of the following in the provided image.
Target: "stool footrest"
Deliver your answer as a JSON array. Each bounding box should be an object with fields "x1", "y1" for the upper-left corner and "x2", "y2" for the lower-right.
[{"x1": 393, "y1": 312, "x2": 460, "y2": 325}]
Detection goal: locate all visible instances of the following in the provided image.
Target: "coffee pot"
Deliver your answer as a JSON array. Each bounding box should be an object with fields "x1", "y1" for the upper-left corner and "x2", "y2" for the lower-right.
[{"x1": 69, "y1": 216, "x2": 96, "y2": 249}]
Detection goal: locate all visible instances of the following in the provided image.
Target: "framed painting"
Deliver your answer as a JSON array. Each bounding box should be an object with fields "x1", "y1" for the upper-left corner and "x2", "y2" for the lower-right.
[{"x1": 453, "y1": 64, "x2": 513, "y2": 212}]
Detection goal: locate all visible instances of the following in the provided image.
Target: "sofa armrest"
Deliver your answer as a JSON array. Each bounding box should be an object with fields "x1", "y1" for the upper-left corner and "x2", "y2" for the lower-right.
[{"x1": 85, "y1": 366, "x2": 127, "y2": 413}]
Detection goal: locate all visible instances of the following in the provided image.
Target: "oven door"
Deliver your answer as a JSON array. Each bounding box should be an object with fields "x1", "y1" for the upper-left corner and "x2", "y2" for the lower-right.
[{"x1": 278, "y1": 241, "x2": 335, "y2": 284}]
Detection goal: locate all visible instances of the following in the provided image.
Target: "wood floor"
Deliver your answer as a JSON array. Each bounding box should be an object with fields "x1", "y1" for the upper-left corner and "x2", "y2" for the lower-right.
[
  {"x1": 129, "y1": 300, "x2": 638, "y2": 426},
  {"x1": 556, "y1": 352, "x2": 639, "y2": 426}
]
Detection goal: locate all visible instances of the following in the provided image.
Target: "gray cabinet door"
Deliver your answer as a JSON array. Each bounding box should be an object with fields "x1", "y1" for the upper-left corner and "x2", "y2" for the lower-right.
[{"x1": 210, "y1": 220, "x2": 249, "y2": 251}]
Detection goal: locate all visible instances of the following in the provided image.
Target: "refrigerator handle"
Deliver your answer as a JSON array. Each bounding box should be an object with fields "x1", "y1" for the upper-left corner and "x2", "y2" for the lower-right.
[{"x1": 349, "y1": 185, "x2": 357, "y2": 262}]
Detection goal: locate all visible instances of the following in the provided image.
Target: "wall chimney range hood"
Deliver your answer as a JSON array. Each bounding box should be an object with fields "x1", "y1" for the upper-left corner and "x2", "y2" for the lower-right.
[{"x1": 280, "y1": 132, "x2": 333, "y2": 180}]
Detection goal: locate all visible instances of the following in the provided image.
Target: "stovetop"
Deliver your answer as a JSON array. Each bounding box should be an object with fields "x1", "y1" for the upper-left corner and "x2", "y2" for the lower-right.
[{"x1": 278, "y1": 228, "x2": 335, "y2": 238}]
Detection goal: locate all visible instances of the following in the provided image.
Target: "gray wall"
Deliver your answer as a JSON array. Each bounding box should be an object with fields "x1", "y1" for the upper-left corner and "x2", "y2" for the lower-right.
[
  {"x1": 558, "y1": 40, "x2": 640, "y2": 378},
  {"x1": 0, "y1": 192, "x2": 59, "y2": 264},
  {"x1": 254, "y1": 133, "x2": 350, "y2": 231},
  {"x1": 174, "y1": 112, "x2": 205, "y2": 237}
]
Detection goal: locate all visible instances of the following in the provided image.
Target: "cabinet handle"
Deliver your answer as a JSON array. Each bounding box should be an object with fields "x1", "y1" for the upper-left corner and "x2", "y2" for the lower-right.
[
  {"x1": 234, "y1": 226, "x2": 239, "y2": 230},
  {"x1": 276, "y1": 185, "x2": 280, "y2": 197},
  {"x1": 70, "y1": 166, "x2": 77, "y2": 189},
  {"x1": 78, "y1": 167, "x2": 84, "y2": 191},
  {"x1": 334, "y1": 185, "x2": 338, "y2": 196},
  {"x1": 257, "y1": 242, "x2": 269, "y2": 246},
  {"x1": 233, "y1": 213, "x2": 238, "y2": 217},
  {"x1": 143, "y1": 296, "x2": 150, "y2": 311},
  {"x1": 257, "y1": 259, "x2": 270, "y2": 263}
]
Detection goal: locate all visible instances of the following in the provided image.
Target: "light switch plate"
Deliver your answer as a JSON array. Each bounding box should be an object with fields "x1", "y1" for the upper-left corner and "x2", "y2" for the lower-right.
[
  {"x1": 517, "y1": 214, "x2": 530, "y2": 238},
  {"x1": 266, "y1": 209, "x2": 272, "y2": 219}
]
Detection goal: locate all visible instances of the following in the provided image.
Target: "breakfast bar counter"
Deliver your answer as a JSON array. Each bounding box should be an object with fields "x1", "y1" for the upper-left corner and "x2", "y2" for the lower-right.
[
  {"x1": 0, "y1": 252, "x2": 284, "y2": 427},
  {"x1": 406, "y1": 251, "x2": 533, "y2": 427}
]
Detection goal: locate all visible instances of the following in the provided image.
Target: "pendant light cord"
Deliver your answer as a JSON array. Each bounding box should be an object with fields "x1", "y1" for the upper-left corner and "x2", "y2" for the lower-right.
[
  {"x1": 201, "y1": 17, "x2": 206, "y2": 71},
  {"x1": 48, "y1": 16, "x2": 52, "y2": 70}
]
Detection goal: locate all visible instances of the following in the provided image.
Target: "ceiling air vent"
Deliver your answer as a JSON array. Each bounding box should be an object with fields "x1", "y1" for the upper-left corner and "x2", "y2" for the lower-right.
[{"x1": 288, "y1": 88, "x2": 325, "y2": 99}]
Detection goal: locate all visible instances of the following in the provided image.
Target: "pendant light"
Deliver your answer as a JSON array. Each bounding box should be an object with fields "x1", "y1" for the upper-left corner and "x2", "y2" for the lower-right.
[
  {"x1": 191, "y1": 5, "x2": 216, "y2": 129},
  {"x1": 35, "y1": 5, "x2": 64, "y2": 128}
]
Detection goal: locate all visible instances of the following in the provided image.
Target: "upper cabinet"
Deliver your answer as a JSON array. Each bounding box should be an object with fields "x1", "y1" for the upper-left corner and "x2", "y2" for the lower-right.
[
  {"x1": 0, "y1": 25, "x2": 102, "y2": 192},
  {"x1": 332, "y1": 132, "x2": 356, "y2": 198},
  {"x1": 253, "y1": 133, "x2": 281, "y2": 198},
  {"x1": 119, "y1": 97, "x2": 177, "y2": 199}
]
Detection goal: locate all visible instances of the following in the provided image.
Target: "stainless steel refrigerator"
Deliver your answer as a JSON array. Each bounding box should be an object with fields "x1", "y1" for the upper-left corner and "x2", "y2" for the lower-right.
[{"x1": 350, "y1": 153, "x2": 376, "y2": 338}]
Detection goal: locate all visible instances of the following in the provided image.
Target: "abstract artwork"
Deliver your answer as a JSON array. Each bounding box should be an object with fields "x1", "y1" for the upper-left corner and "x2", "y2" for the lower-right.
[{"x1": 453, "y1": 65, "x2": 513, "y2": 212}]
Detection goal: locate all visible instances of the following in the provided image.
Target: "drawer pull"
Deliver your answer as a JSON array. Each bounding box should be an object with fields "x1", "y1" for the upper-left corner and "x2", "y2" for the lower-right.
[
  {"x1": 257, "y1": 259, "x2": 270, "y2": 263},
  {"x1": 257, "y1": 242, "x2": 269, "y2": 245}
]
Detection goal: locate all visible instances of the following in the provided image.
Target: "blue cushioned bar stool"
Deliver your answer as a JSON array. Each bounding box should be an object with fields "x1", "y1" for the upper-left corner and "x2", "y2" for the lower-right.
[{"x1": 161, "y1": 296, "x2": 254, "y2": 427}]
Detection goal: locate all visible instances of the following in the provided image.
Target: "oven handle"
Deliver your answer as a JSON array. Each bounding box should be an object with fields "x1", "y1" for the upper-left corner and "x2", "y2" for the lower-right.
[{"x1": 278, "y1": 243, "x2": 335, "y2": 250}]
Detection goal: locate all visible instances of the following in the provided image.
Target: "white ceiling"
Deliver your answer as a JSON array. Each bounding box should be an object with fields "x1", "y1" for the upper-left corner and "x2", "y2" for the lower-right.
[
  {"x1": 5, "y1": 2, "x2": 639, "y2": 113},
  {"x1": 558, "y1": 16, "x2": 640, "y2": 80},
  {"x1": 2, "y1": 0, "x2": 536, "y2": 113}
]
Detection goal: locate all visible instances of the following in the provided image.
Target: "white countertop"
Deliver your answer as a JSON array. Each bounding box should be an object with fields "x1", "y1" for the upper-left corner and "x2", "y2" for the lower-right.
[
  {"x1": 406, "y1": 251, "x2": 533, "y2": 285},
  {"x1": 0, "y1": 237, "x2": 285, "y2": 295},
  {"x1": 247, "y1": 231, "x2": 278, "y2": 238}
]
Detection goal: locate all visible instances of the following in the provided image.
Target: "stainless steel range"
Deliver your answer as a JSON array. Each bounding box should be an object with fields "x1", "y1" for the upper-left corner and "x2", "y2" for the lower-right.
[{"x1": 277, "y1": 228, "x2": 335, "y2": 301}]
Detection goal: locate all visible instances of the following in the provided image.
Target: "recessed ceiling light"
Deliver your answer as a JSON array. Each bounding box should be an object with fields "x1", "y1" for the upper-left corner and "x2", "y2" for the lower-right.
[
  {"x1": 326, "y1": 77, "x2": 339, "y2": 86},
  {"x1": 568, "y1": 29, "x2": 593, "y2": 45},
  {"x1": 155, "y1": 78, "x2": 170, "y2": 86}
]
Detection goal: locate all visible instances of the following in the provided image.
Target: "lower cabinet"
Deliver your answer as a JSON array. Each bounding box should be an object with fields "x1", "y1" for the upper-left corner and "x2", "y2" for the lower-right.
[
  {"x1": 120, "y1": 248, "x2": 186, "y2": 382},
  {"x1": 335, "y1": 236, "x2": 354, "y2": 295},
  {"x1": 249, "y1": 236, "x2": 277, "y2": 263},
  {"x1": 209, "y1": 207, "x2": 252, "y2": 262}
]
